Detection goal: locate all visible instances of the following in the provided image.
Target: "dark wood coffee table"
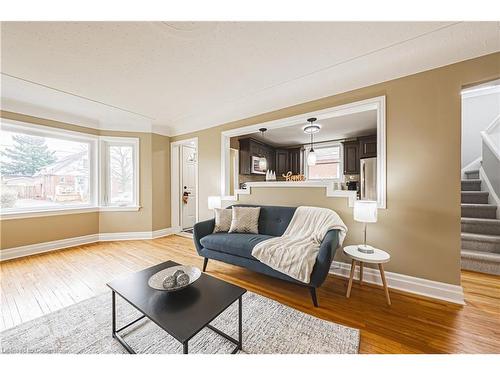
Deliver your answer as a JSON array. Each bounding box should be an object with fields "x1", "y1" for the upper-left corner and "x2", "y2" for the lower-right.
[{"x1": 106, "y1": 260, "x2": 246, "y2": 354}]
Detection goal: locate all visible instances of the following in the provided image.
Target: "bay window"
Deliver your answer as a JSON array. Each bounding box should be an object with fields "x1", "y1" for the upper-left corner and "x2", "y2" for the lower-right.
[{"x1": 0, "y1": 119, "x2": 139, "y2": 217}]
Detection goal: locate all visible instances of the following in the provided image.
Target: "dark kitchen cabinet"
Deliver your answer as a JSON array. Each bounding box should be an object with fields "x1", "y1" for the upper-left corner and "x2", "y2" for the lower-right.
[
  {"x1": 342, "y1": 140, "x2": 360, "y2": 174},
  {"x1": 288, "y1": 147, "x2": 303, "y2": 175},
  {"x1": 359, "y1": 135, "x2": 377, "y2": 159},
  {"x1": 275, "y1": 149, "x2": 289, "y2": 176},
  {"x1": 238, "y1": 138, "x2": 275, "y2": 175},
  {"x1": 274, "y1": 147, "x2": 303, "y2": 176}
]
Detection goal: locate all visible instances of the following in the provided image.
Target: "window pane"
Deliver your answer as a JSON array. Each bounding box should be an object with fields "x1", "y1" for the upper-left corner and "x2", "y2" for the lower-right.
[
  {"x1": 308, "y1": 162, "x2": 340, "y2": 179},
  {"x1": 1, "y1": 129, "x2": 91, "y2": 210},
  {"x1": 109, "y1": 145, "x2": 134, "y2": 205},
  {"x1": 307, "y1": 145, "x2": 341, "y2": 179}
]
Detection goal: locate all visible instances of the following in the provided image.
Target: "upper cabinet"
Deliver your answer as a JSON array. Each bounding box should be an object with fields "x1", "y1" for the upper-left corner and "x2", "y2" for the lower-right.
[
  {"x1": 342, "y1": 140, "x2": 360, "y2": 174},
  {"x1": 275, "y1": 147, "x2": 303, "y2": 176},
  {"x1": 288, "y1": 147, "x2": 303, "y2": 175},
  {"x1": 342, "y1": 134, "x2": 377, "y2": 175},
  {"x1": 359, "y1": 135, "x2": 377, "y2": 159},
  {"x1": 238, "y1": 138, "x2": 275, "y2": 175},
  {"x1": 275, "y1": 149, "x2": 289, "y2": 176}
]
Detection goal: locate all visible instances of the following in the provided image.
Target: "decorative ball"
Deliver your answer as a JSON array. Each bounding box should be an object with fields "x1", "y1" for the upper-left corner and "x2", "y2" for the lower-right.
[
  {"x1": 176, "y1": 273, "x2": 190, "y2": 287},
  {"x1": 162, "y1": 275, "x2": 176, "y2": 289},
  {"x1": 173, "y1": 270, "x2": 185, "y2": 279}
]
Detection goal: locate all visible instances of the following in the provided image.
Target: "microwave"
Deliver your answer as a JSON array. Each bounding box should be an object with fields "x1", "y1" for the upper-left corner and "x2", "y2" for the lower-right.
[{"x1": 251, "y1": 156, "x2": 267, "y2": 174}]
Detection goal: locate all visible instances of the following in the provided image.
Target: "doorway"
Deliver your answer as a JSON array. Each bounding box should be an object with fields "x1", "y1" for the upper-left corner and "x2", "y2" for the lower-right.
[
  {"x1": 460, "y1": 80, "x2": 500, "y2": 275},
  {"x1": 170, "y1": 138, "x2": 198, "y2": 235}
]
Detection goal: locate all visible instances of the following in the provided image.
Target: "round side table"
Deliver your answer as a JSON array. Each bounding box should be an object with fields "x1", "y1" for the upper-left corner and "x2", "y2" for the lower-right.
[{"x1": 343, "y1": 245, "x2": 391, "y2": 306}]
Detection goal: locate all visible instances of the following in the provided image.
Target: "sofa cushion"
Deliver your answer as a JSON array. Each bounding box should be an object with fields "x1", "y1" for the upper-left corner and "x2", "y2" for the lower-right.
[
  {"x1": 213, "y1": 208, "x2": 232, "y2": 232},
  {"x1": 200, "y1": 233, "x2": 274, "y2": 259},
  {"x1": 229, "y1": 206, "x2": 260, "y2": 234},
  {"x1": 232, "y1": 204, "x2": 297, "y2": 236}
]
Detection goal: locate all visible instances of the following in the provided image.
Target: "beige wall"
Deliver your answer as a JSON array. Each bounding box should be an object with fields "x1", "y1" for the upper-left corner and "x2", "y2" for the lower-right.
[
  {"x1": 152, "y1": 134, "x2": 171, "y2": 231},
  {"x1": 171, "y1": 52, "x2": 500, "y2": 285},
  {"x1": 0, "y1": 111, "x2": 171, "y2": 249}
]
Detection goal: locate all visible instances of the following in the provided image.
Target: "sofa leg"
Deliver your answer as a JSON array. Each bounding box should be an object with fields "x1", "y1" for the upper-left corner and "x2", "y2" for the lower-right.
[
  {"x1": 203, "y1": 258, "x2": 209, "y2": 272},
  {"x1": 309, "y1": 287, "x2": 319, "y2": 307}
]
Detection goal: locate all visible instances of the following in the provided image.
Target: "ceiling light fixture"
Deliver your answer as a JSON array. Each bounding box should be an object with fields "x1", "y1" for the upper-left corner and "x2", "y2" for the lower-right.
[
  {"x1": 258, "y1": 127, "x2": 268, "y2": 170},
  {"x1": 304, "y1": 118, "x2": 321, "y2": 166}
]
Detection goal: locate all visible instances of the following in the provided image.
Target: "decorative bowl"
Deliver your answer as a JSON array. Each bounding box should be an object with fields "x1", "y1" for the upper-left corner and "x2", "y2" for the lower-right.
[{"x1": 148, "y1": 265, "x2": 201, "y2": 292}]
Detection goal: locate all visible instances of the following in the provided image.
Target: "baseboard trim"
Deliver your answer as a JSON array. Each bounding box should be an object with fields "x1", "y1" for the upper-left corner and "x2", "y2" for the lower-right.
[
  {"x1": 329, "y1": 261, "x2": 465, "y2": 305},
  {"x1": 0, "y1": 227, "x2": 175, "y2": 262}
]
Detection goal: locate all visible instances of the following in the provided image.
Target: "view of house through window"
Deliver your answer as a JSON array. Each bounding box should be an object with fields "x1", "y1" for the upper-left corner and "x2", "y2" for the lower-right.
[
  {"x1": 1, "y1": 129, "x2": 91, "y2": 210},
  {"x1": 108, "y1": 144, "x2": 134, "y2": 206},
  {"x1": 307, "y1": 145, "x2": 341, "y2": 180}
]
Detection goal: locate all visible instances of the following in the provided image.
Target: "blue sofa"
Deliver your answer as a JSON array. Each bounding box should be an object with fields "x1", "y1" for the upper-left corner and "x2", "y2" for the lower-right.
[{"x1": 193, "y1": 204, "x2": 341, "y2": 307}]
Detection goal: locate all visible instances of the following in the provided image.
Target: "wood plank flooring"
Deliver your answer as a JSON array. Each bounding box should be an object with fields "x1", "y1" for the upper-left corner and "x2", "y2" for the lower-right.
[{"x1": 1, "y1": 235, "x2": 499, "y2": 353}]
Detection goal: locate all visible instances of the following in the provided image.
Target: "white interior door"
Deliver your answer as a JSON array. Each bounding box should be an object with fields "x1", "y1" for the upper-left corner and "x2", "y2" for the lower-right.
[{"x1": 181, "y1": 145, "x2": 197, "y2": 229}]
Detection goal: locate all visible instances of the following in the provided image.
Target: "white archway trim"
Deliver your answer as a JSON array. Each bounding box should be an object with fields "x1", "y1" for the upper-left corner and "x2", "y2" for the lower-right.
[{"x1": 221, "y1": 95, "x2": 387, "y2": 208}]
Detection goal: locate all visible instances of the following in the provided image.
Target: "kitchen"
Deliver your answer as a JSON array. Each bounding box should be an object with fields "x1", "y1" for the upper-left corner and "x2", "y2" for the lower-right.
[{"x1": 228, "y1": 109, "x2": 378, "y2": 201}]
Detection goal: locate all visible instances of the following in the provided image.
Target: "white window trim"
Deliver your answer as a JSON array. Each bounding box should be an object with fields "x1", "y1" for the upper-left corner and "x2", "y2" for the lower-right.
[
  {"x1": 0, "y1": 119, "x2": 141, "y2": 220},
  {"x1": 304, "y1": 141, "x2": 343, "y2": 182}
]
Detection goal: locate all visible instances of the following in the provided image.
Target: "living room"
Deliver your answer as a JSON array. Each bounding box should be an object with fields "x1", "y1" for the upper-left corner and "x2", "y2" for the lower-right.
[{"x1": 1, "y1": 2, "x2": 499, "y2": 374}]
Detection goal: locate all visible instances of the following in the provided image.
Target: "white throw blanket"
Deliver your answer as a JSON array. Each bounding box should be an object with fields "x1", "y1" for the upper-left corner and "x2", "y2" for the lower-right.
[{"x1": 251, "y1": 206, "x2": 347, "y2": 284}]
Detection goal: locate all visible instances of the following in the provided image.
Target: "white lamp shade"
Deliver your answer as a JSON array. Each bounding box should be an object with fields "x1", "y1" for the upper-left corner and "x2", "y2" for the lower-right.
[
  {"x1": 353, "y1": 200, "x2": 378, "y2": 223},
  {"x1": 207, "y1": 196, "x2": 222, "y2": 210},
  {"x1": 307, "y1": 150, "x2": 317, "y2": 166}
]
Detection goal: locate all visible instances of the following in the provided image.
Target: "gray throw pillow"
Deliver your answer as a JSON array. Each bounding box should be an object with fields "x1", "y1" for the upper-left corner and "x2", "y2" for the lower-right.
[
  {"x1": 229, "y1": 207, "x2": 261, "y2": 234},
  {"x1": 213, "y1": 208, "x2": 232, "y2": 233}
]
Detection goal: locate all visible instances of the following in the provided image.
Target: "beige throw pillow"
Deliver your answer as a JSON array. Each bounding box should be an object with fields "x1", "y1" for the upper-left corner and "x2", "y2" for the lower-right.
[
  {"x1": 229, "y1": 207, "x2": 261, "y2": 234},
  {"x1": 213, "y1": 208, "x2": 232, "y2": 233}
]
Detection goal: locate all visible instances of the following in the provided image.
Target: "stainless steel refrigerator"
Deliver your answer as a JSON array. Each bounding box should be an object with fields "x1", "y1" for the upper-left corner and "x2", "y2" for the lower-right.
[{"x1": 360, "y1": 157, "x2": 377, "y2": 200}]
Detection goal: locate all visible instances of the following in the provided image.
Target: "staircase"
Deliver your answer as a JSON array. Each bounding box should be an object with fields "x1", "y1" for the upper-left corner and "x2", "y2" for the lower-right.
[{"x1": 461, "y1": 170, "x2": 500, "y2": 275}]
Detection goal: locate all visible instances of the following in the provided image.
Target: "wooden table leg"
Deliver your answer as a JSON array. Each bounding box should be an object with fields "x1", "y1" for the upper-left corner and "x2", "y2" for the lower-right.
[
  {"x1": 378, "y1": 263, "x2": 391, "y2": 306},
  {"x1": 346, "y1": 259, "x2": 356, "y2": 298},
  {"x1": 359, "y1": 262, "x2": 364, "y2": 285}
]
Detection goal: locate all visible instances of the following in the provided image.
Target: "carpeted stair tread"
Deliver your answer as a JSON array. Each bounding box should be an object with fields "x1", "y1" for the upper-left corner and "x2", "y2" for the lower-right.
[
  {"x1": 464, "y1": 170, "x2": 480, "y2": 179},
  {"x1": 461, "y1": 191, "x2": 489, "y2": 204},
  {"x1": 461, "y1": 232, "x2": 500, "y2": 243},
  {"x1": 461, "y1": 249, "x2": 500, "y2": 275},
  {"x1": 461, "y1": 249, "x2": 500, "y2": 262},
  {"x1": 461, "y1": 179, "x2": 481, "y2": 191},
  {"x1": 461, "y1": 217, "x2": 500, "y2": 235},
  {"x1": 461, "y1": 232, "x2": 500, "y2": 253},
  {"x1": 461, "y1": 204, "x2": 497, "y2": 219}
]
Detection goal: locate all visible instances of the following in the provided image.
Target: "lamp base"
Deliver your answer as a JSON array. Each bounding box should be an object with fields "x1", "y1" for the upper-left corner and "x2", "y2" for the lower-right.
[{"x1": 357, "y1": 244, "x2": 375, "y2": 254}]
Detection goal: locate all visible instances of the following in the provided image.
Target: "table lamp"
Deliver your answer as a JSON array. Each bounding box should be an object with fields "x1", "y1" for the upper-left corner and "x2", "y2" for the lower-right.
[{"x1": 353, "y1": 200, "x2": 378, "y2": 254}]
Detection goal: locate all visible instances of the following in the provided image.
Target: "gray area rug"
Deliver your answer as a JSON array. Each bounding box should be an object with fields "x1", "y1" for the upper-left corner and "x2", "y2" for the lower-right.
[{"x1": 0, "y1": 291, "x2": 359, "y2": 354}]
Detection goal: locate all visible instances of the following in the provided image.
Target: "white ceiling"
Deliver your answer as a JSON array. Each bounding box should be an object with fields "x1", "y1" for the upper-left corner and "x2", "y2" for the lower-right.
[
  {"x1": 243, "y1": 110, "x2": 377, "y2": 147},
  {"x1": 1, "y1": 21, "x2": 499, "y2": 136}
]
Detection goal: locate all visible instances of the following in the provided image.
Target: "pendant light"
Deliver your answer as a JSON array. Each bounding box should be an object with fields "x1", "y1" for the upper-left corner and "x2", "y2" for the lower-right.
[
  {"x1": 258, "y1": 127, "x2": 268, "y2": 170},
  {"x1": 303, "y1": 118, "x2": 321, "y2": 166}
]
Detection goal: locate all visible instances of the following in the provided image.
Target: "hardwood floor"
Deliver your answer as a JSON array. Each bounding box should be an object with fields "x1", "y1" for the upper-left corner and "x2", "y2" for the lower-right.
[{"x1": 1, "y1": 235, "x2": 499, "y2": 353}]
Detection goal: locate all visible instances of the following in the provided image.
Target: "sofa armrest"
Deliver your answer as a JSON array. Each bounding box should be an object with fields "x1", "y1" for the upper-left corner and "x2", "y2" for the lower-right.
[
  {"x1": 193, "y1": 219, "x2": 215, "y2": 253},
  {"x1": 309, "y1": 229, "x2": 340, "y2": 287}
]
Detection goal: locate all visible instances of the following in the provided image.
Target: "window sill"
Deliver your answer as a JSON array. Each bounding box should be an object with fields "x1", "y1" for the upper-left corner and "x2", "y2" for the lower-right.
[{"x1": 0, "y1": 206, "x2": 141, "y2": 220}]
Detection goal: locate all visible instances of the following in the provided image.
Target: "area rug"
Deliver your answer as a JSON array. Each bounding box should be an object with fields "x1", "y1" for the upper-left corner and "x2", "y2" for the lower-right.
[{"x1": 0, "y1": 291, "x2": 359, "y2": 354}]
